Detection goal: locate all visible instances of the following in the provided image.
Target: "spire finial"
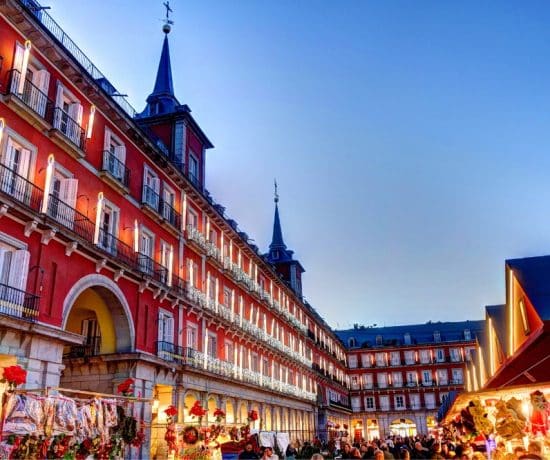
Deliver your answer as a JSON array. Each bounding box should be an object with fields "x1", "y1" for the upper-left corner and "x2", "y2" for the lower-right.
[
  {"x1": 274, "y1": 179, "x2": 279, "y2": 204},
  {"x1": 162, "y1": 1, "x2": 174, "y2": 34}
]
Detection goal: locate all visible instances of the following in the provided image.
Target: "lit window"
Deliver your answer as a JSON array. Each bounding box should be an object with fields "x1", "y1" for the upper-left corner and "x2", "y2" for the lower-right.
[{"x1": 404, "y1": 333, "x2": 411, "y2": 345}]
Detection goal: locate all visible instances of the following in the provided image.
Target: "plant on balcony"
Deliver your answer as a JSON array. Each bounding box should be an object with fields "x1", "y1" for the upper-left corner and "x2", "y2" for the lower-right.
[
  {"x1": 213, "y1": 407, "x2": 226, "y2": 423},
  {"x1": 117, "y1": 378, "x2": 135, "y2": 397}
]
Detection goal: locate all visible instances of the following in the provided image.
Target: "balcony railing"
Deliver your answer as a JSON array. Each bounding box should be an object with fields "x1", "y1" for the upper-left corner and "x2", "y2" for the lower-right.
[
  {"x1": 0, "y1": 163, "x2": 43, "y2": 213},
  {"x1": 0, "y1": 282, "x2": 39, "y2": 321},
  {"x1": 137, "y1": 253, "x2": 168, "y2": 284},
  {"x1": 101, "y1": 151, "x2": 130, "y2": 187},
  {"x1": 64, "y1": 335, "x2": 101, "y2": 359},
  {"x1": 52, "y1": 107, "x2": 86, "y2": 150},
  {"x1": 96, "y1": 229, "x2": 137, "y2": 268},
  {"x1": 6, "y1": 68, "x2": 53, "y2": 119},
  {"x1": 142, "y1": 185, "x2": 160, "y2": 212},
  {"x1": 161, "y1": 199, "x2": 180, "y2": 229},
  {"x1": 47, "y1": 194, "x2": 95, "y2": 242}
]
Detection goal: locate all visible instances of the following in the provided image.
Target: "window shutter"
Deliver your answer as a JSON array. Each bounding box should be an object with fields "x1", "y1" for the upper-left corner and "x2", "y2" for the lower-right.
[
  {"x1": 17, "y1": 148, "x2": 31, "y2": 179},
  {"x1": 166, "y1": 316, "x2": 174, "y2": 343},
  {"x1": 114, "y1": 145, "x2": 126, "y2": 164},
  {"x1": 158, "y1": 312, "x2": 164, "y2": 342},
  {"x1": 74, "y1": 103, "x2": 83, "y2": 126},
  {"x1": 36, "y1": 70, "x2": 50, "y2": 94},
  {"x1": 11, "y1": 44, "x2": 25, "y2": 93},
  {"x1": 7, "y1": 250, "x2": 30, "y2": 291},
  {"x1": 103, "y1": 129, "x2": 112, "y2": 151},
  {"x1": 0, "y1": 248, "x2": 8, "y2": 285},
  {"x1": 61, "y1": 178, "x2": 78, "y2": 208},
  {"x1": 152, "y1": 177, "x2": 160, "y2": 194}
]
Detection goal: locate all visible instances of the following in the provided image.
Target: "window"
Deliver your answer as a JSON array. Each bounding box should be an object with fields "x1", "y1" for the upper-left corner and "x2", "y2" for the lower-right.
[
  {"x1": 377, "y1": 373, "x2": 388, "y2": 389},
  {"x1": 223, "y1": 287, "x2": 232, "y2": 307},
  {"x1": 187, "y1": 208, "x2": 199, "y2": 229},
  {"x1": 451, "y1": 368, "x2": 463, "y2": 384},
  {"x1": 186, "y1": 323, "x2": 198, "y2": 349},
  {"x1": 158, "y1": 310, "x2": 174, "y2": 344},
  {"x1": 404, "y1": 333, "x2": 411, "y2": 345},
  {"x1": 390, "y1": 351, "x2": 401, "y2": 366},
  {"x1": 98, "y1": 199, "x2": 119, "y2": 253},
  {"x1": 351, "y1": 396, "x2": 361, "y2": 411},
  {"x1": 440, "y1": 392, "x2": 449, "y2": 404},
  {"x1": 12, "y1": 43, "x2": 50, "y2": 116},
  {"x1": 160, "y1": 241, "x2": 171, "y2": 284},
  {"x1": 394, "y1": 395, "x2": 405, "y2": 409},
  {"x1": 173, "y1": 120, "x2": 186, "y2": 168},
  {"x1": 437, "y1": 369, "x2": 448, "y2": 385},
  {"x1": 450, "y1": 348, "x2": 461, "y2": 362},
  {"x1": 0, "y1": 235, "x2": 30, "y2": 316},
  {"x1": 422, "y1": 370, "x2": 433, "y2": 386},
  {"x1": 142, "y1": 167, "x2": 160, "y2": 210},
  {"x1": 436, "y1": 348, "x2": 445, "y2": 362},
  {"x1": 207, "y1": 332, "x2": 217, "y2": 358},
  {"x1": 138, "y1": 227, "x2": 154, "y2": 274},
  {"x1": 464, "y1": 329, "x2": 471, "y2": 340},
  {"x1": 375, "y1": 353, "x2": 386, "y2": 367},
  {"x1": 420, "y1": 349, "x2": 430, "y2": 364},
  {"x1": 350, "y1": 375, "x2": 360, "y2": 390},
  {"x1": 424, "y1": 393, "x2": 436, "y2": 409},
  {"x1": 406, "y1": 371, "x2": 417, "y2": 386},
  {"x1": 103, "y1": 129, "x2": 126, "y2": 181},
  {"x1": 161, "y1": 184, "x2": 177, "y2": 225},
  {"x1": 364, "y1": 396, "x2": 375, "y2": 411},
  {"x1": 434, "y1": 331, "x2": 441, "y2": 342},
  {"x1": 251, "y1": 352, "x2": 259, "y2": 372},
  {"x1": 348, "y1": 355, "x2": 358, "y2": 369},
  {"x1": 0, "y1": 131, "x2": 36, "y2": 204},
  {"x1": 404, "y1": 350, "x2": 415, "y2": 365},
  {"x1": 363, "y1": 373, "x2": 373, "y2": 389},
  {"x1": 48, "y1": 164, "x2": 78, "y2": 226},
  {"x1": 362, "y1": 353, "x2": 372, "y2": 368},
  {"x1": 186, "y1": 258, "x2": 199, "y2": 288},
  {"x1": 410, "y1": 394, "x2": 421, "y2": 410},
  {"x1": 379, "y1": 395, "x2": 390, "y2": 411},
  {"x1": 262, "y1": 357, "x2": 269, "y2": 376},
  {"x1": 392, "y1": 372, "x2": 403, "y2": 387},
  {"x1": 54, "y1": 83, "x2": 83, "y2": 146},
  {"x1": 80, "y1": 317, "x2": 100, "y2": 355},
  {"x1": 224, "y1": 340, "x2": 234, "y2": 363},
  {"x1": 375, "y1": 335, "x2": 383, "y2": 345},
  {"x1": 188, "y1": 151, "x2": 199, "y2": 185}
]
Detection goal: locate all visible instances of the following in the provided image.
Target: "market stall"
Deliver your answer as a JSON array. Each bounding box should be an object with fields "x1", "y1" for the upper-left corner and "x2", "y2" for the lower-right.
[{"x1": 441, "y1": 382, "x2": 549, "y2": 457}]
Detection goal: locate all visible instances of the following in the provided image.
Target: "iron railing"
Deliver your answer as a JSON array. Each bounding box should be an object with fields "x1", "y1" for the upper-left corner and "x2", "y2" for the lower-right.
[
  {"x1": 142, "y1": 185, "x2": 160, "y2": 212},
  {"x1": 0, "y1": 163, "x2": 43, "y2": 213},
  {"x1": 137, "y1": 253, "x2": 167, "y2": 284},
  {"x1": 160, "y1": 199, "x2": 181, "y2": 229},
  {"x1": 64, "y1": 335, "x2": 101, "y2": 359},
  {"x1": 96, "y1": 229, "x2": 137, "y2": 268},
  {"x1": 0, "y1": 282, "x2": 39, "y2": 321},
  {"x1": 101, "y1": 150, "x2": 130, "y2": 187},
  {"x1": 52, "y1": 107, "x2": 86, "y2": 150},
  {"x1": 6, "y1": 68, "x2": 53, "y2": 119},
  {"x1": 46, "y1": 194, "x2": 95, "y2": 242}
]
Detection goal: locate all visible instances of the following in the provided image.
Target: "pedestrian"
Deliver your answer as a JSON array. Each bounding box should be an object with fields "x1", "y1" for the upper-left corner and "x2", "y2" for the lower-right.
[
  {"x1": 286, "y1": 442, "x2": 298, "y2": 460},
  {"x1": 239, "y1": 442, "x2": 260, "y2": 459}
]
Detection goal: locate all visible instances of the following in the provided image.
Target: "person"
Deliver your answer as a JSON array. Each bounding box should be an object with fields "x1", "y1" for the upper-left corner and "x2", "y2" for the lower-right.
[
  {"x1": 260, "y1": 446, "x2": 278, "y2": 460},
  {"x1": 412, "y1": 442, "x2": 428, "y2": 459},
  {"x1": 286, "y1": 442, "x2": 298, "y2": 460},
  {"x1": 374, "y1": 449, "x2": 384, "y2": 460},
  {"x1": 311, "y1": 454, "x2": 324, "y2": 460},
  {"x1": 350, "y1": 447, "x2": 362, "y2": 459},
  {"x1": 341, "y1": 443, "x2": 353, "y2": 459},
  {"x1": 400, "y1": 447, "x2": 410, "y2": 460},
  {"x1": 513, "y1": 446, "x2": 526, "y2": 459},
  {"x1": 239, "y1": 442, "x2": 260, "y2": 459}
]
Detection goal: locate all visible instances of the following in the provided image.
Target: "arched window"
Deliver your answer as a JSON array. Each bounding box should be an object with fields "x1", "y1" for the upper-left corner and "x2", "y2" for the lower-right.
[
  {"x1": 434, "y1": 331, "x2": 441, "y2": 342},
  {"x1": 348, "y1": 337, "x2": 357, "y2": 348}
]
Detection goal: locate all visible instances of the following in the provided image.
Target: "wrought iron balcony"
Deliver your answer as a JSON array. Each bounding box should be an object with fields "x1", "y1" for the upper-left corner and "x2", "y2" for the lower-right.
[
  {"x1": 5, "y1": 68, "x2": 53, "y2": 120},
  {"x1": 52, "y1": 107, "x2": 86, "y2": 150},
  {"x1": 186, "y1": 225, "x2": 208, "y2": 251},
  {"x1": 142, "y1": 185, "x2": 160, "y2": 212},
  {"x1": 96, "y1": 229, "x2": 137, "y2": 268},
  {"x1": 0, "y1": 163, "x2": 43, "y2": 213},
  {"x1": 47, "y1": 194, "x2": 95, "y2": 242},
  {"x1": 101, "y1": 151, "x2": 130, "y2": 188},
  {"x1": 160, "y1": 199, "x2": 180, "y2": 229},
  {"x1": 0, "y1": 282, "x2": 40, "y2": 321},
  {"x1": 137, "y1": 253, "x2": 168, "y2": 284},
  {"x1": 64, "y1": 335, "x2": 101, "y2": 359}
]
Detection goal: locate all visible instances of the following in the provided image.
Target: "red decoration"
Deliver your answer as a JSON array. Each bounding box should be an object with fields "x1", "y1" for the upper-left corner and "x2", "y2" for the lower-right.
[
  {"x1": 164, "y1": 405, "x2": 178, "y2": 417},
  {"x1": 343, "y1": 423, "x2": 348, "y2": 430},
  {"x1": 2, "y1": 365, "x2": 27, "y2": 388},
  {"x1": 335, "y1": 424, "x2": 341, "y2": 429},
  {"x1": 189, "y1": 400, "x2": 207, "y2": 419},
  {"x1": 247, "y1": 410, "x2": 259, "y2": 422},
  {"x1": 213, "y1": 407, "x2": 225, "y2": 422},
  {"x1": 117, "y1": 378, "x2": 134, "y2": 396}
]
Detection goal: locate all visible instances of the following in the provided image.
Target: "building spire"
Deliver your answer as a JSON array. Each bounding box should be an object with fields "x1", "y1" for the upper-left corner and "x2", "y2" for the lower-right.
[
  {"x1": 270, "y1": 180, "x2": 286, "y2": 251},
  {"x1": 138, "y1": 1, "x2": 179, "y2": 117}
]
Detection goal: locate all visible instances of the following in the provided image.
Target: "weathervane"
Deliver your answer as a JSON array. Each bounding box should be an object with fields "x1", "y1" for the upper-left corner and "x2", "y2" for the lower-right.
[
  {"x1": 162, "y1": 1, "x2": 174, "y2": 34},
  {"x1": 274, "y1": 179, "x2": 279, "y2": 204}
]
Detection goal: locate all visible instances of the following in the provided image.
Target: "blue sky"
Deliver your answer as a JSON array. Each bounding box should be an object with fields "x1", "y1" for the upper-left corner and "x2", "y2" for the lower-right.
[{"x1": 45, "y1": 0, "x2": 550, "y2": 328}]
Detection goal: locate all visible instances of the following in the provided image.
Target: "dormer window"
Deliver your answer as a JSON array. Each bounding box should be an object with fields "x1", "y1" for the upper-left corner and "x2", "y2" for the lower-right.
[
  {"x1": 272, "y1": 250, "x2": 279, "y2": 260},
  {"x1": 188, "y1": 151, "x2": 199, "y2": 186},
  {"x1": 375, "y1": 335, "x2": 383, "y2": 346},
  {"x1": 348, "y1": 337, "x2": 357, "y2": 348},
  {"x1": 464, "y1": 329, "x2": 471, "y2": 340},
  {"x1": 434, "y1": 331, "x2": 441, "y2": 343},
  {"x1": 404, "y1": 333, "x2": 411, "y2": 345}
]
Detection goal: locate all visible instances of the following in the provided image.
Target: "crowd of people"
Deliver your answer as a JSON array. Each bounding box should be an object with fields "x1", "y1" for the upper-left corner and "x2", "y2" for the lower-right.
[{"x1": 236, "y1": 434, "x2": 547, "y2": 459}]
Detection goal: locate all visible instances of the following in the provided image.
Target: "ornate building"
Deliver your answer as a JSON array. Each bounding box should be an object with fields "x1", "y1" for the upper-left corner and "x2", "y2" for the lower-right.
[
  {"x1": 335, "y1": 321, "x2": 484, "y2": 440},
  {"x1": 0, "y1": 0, "x2": 349, "y2": 456}
]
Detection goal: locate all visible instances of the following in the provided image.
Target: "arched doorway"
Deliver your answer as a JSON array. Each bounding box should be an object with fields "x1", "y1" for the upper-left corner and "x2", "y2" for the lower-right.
[
  {"x1": 264, "y1": 406, "x2": 272, "y2": 431},
  {"x1": 239, "y1": 402, "x2": 248, "y2": 425},
  {"x1": 207, "y1": 396, "x2": 218, "y2": 424},
  {"x1": 225, "y1": 399, "x2": 235, "y2": 425},
  {"x1": 389, "y1": 418, "x2": 417, "y2": 437}
]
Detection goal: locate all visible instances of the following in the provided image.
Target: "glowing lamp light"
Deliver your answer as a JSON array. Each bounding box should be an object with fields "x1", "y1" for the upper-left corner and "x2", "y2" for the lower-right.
[
  {"x1": 18, "y1": 40, "x2": 32, "y2": 95},
  {"x1": 0, "y1": 118, "x2": 5, "y2": 145},
  {"x1": 133, "y1": 219, "x2": 139, "y2": 252},
  {"x1": 93, "y1": 192, "x2": 104, "y2": 244},
  {"x1": 86, "y1": 105, "x2": 96, "y2": 139},
  {"x1": 41, "y1": 154, "x2": 55, "y2": 213},
  {"x1": 152, "y1": 398, "x2": 160, "y2": 414},
  {"x1": 167, "y1": 245, "x2": 174, "y2": 286}
]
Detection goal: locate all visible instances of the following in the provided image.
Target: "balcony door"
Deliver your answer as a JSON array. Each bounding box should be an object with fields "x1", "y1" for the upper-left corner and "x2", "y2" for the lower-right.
[
  {"x1": 98, "y1": 203, "x2": 119, "y2": 254},
  {"x1": 54, "y1": 84, "x2": 83, "y2": 146},
  {"x1": 0, "y1": 243, "x2": 30, "y2": 317},
  {"x1": 1, "y1": 138, "x2": 32, "y2": 204},
  {"x1": 138, "y1": 230, "x2": 154, "y2": 275},
  {"x1": 81, "y1": 318, "x2": 100, "y2": 356},
  {"x1": 49, "y1": 169, "x2": 78, "y2": 228}
]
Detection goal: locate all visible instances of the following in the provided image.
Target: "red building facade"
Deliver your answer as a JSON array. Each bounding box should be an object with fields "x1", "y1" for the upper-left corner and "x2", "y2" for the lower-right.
[{"x1": 0, "y1": 0, "x2": 350, "y2": 456}]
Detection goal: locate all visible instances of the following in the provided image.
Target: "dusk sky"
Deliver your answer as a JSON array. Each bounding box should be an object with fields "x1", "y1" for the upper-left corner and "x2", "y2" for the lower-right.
[{"x1": 45, "y1": 0, "x2": 550, "y2": 329}]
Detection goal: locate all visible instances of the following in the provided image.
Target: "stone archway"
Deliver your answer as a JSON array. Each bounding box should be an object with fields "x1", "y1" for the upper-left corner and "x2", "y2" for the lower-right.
[
  {"x1": 62, "y1": 274, "x2": 135, "y2": 353},
  {"x1": 389, "y1": 418, "x2": 417, "y2": 437}
]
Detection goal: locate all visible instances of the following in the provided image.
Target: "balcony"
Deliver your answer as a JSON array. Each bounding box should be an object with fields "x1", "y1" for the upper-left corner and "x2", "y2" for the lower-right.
[
  {"x1": 100, "y1": 150, "x2": 130, "y2": 193},
  {"x1": 3, "y1": 69, "x2": 53, "y2": 130},
  {"x1": 160, "y1": 199, "x2": 181, "y2": 231},
  {"x1": 64, "y1": 335, "x2": 100, "y2": 359},
  {"x1": 51, "y1": 107, "x2": 86, "y2": 156},
  {"x1": 0, "y1": 163, "x2": 43, "y2": 213},
  {"x1": 96, "y1": 229, "x2": 137, "y2": 268},
  {"x1": 155, "y1": 342, "x2": 316, "y2": 401},
  {"x1": 186, "y1": 225, "x2": 208, "y2": 252},
  {"x1": 0, "y1": 282, "x2": 40, "y2": 321},
  {"x1": 142, "y1": 185, "x2": 160, "y2": 214},
  {"x1": 137, "y1": 253, "x2": 168, "y2": 285},
  {"x1": 47, "y1": 194, "x2": 95, "y2": 242}
]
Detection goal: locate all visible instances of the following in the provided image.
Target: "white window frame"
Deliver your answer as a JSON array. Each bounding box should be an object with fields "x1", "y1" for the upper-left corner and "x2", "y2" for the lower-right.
[
  {"x1": 186, "y1": 322, "x2": 198, "y2": 349},
  {"x1": 348, "y1": 355, "x2": 358, "y2": 369},
  {"x1": 404, "y1": 350, "x2": 415, "y2": 365},
  {"x1": 394, "y1": 395, "x2": 405, "y2": 410},
  {"x1": 365, "y1": 396, "x2": 376, "y2": 411}
]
